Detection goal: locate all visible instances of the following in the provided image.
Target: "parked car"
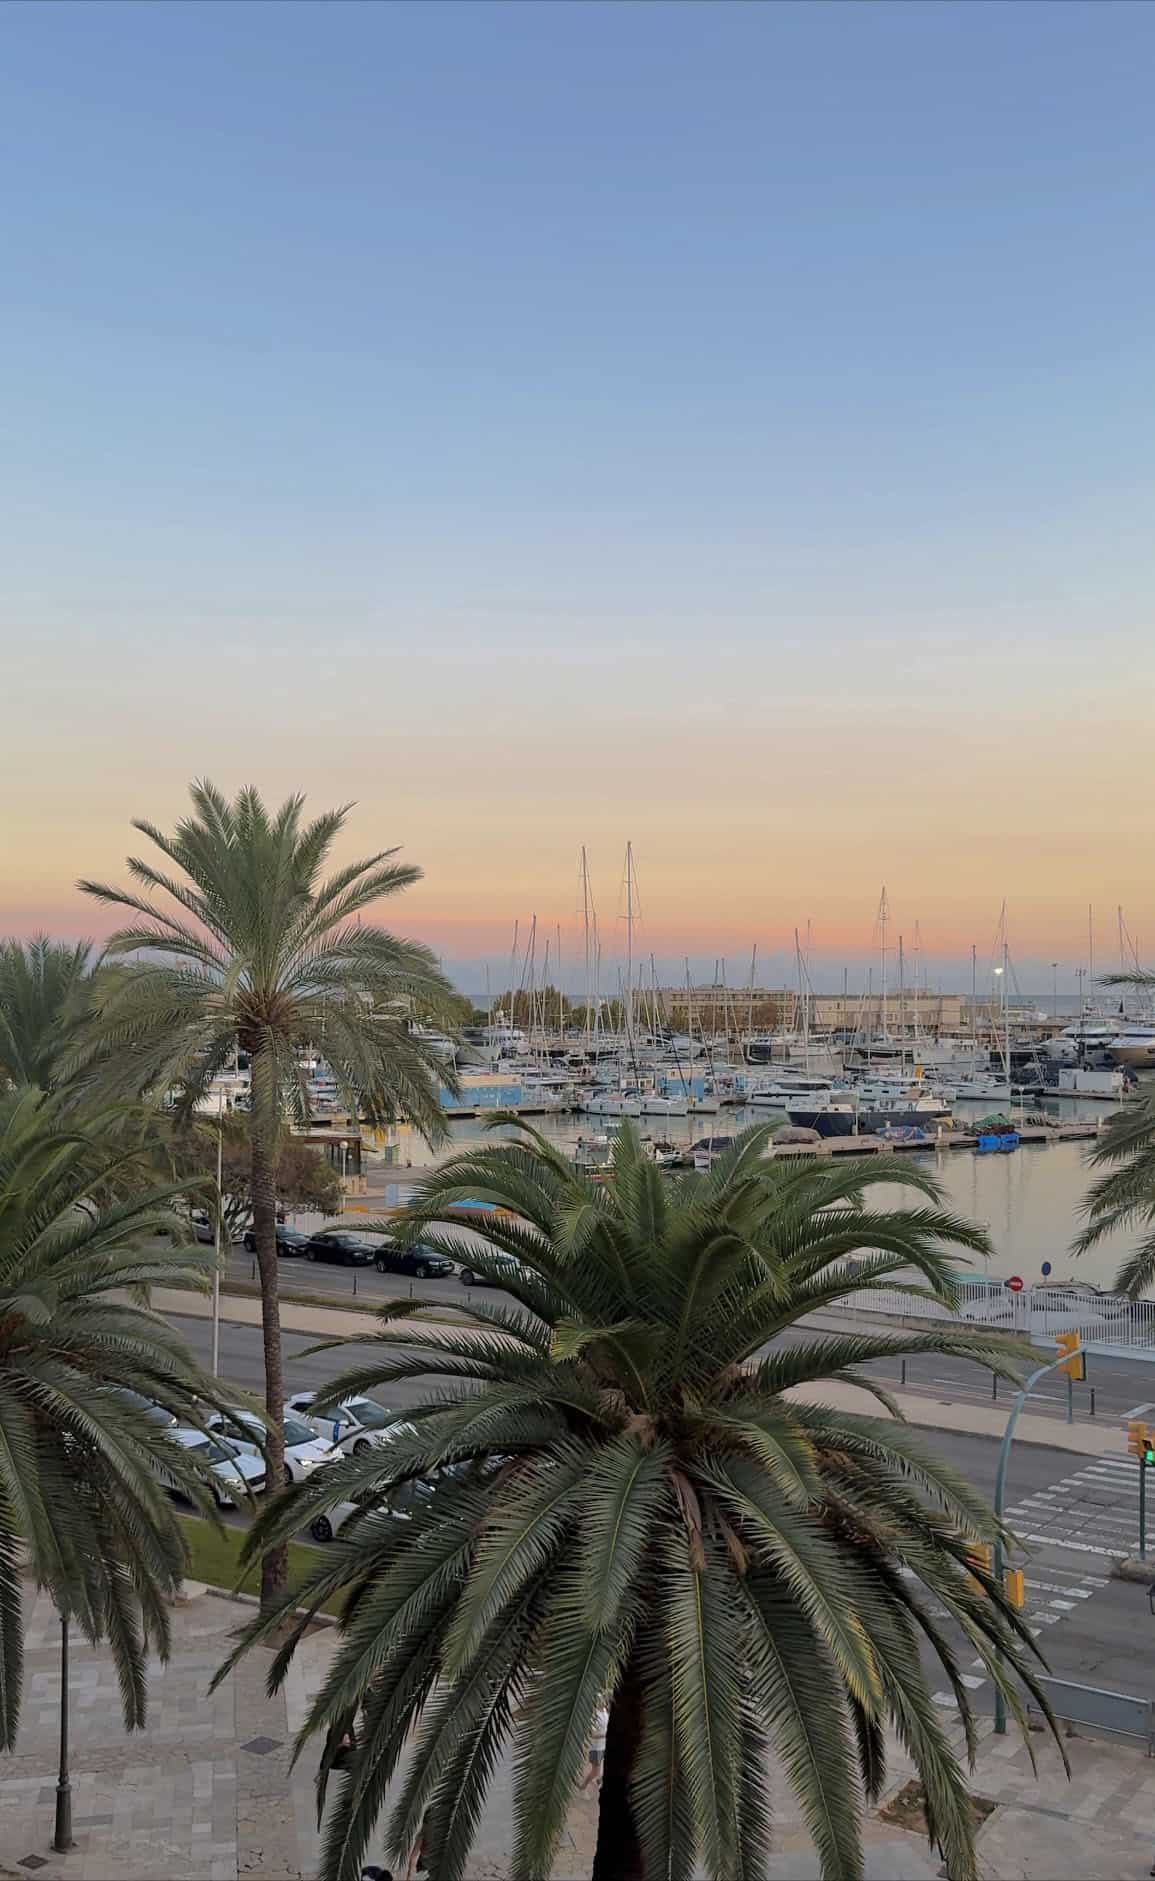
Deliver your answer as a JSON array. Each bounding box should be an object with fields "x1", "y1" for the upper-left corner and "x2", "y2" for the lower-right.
[
  {"x1": 189, "y1": 1208, "x2": 217, "y2": 1246},
  {"x1": 372, "y1": 1240, "x2": 454, "y2": 1280},
  {"x1": 283, "y1": 1390, "x2": 399, "y2": 1455},
  {"x1": 304, "y1": 1230, "x2": 378, "y2": 1267},
  {"x1": 116, "y1": 1388, "x2": 178, "y2": 1428},
  {"x1": 457, "y1": 1250, "x2": 528, "y2": 1289},
  {"x1": 165, "y1": 1428, "x2": 267, "y2": 1507},
  {"x1": 309, "y1": 1475, "x2": 432, "y2": 1544},
  {"x1": 205, "y1": 1408, "x2": 336, "y2": 1487},
  {"x1": 243, "y1": 1223, "x2": 310, "y2": 1257}
]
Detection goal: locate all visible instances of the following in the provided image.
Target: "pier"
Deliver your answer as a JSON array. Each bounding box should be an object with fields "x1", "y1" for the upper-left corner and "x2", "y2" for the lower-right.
[{"x1": 771, "y1": 1121, "x2": 1100, "y2": 1159}]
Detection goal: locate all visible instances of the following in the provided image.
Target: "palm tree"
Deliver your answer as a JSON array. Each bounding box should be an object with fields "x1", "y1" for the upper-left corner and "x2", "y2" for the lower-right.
[
  {"x1": 77, "y1": 782, "x2": 458, "y2": 1603},
  {"x1": 221, "y1": 1122, "x2": 1058, "y2": 1881},
  {"x1": 0, "y1": 1086, "x2": 233, "y2": 1759},
  {"x1": 1071, "y1": 969, "x2": 1155, "y2": 1296},
  {"x1": 1074, "y1": 1090, "x2": 1155, "y2": 1294},
  {"x1": 0, "y1": 934, "x2": 94, "y2": 1091}
]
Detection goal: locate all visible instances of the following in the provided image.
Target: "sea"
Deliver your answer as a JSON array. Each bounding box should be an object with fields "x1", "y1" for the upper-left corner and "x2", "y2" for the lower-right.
[{"x1": 439, "y1": 1094, "x2": 1139, "y2": 1294}]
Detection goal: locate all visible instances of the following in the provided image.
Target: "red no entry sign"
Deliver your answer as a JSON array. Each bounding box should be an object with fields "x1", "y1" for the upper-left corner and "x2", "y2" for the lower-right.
[{"x1": 1006, "y1": 1275, "x2": 1024, "y2": 1293}]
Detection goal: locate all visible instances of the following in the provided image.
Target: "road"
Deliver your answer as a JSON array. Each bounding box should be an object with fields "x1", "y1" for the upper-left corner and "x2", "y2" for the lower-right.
[
  {"x1": 172, "y1": 1309, "x2": 1155, "y2": 1704},
  {"x1": 222, "y1": 1237, "x2": 1155, "y2": 1428}
]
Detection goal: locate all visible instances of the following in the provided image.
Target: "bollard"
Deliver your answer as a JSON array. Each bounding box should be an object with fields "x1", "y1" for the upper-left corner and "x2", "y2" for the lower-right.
[
  {"x1": 250, "y1": 1259, "x2": 255, "y2": 1284},
  {"x1": 992, "y1": 1373, "x2": 998, "y2": 1402},
  {"x1": 353, "y1": 1269, "x2": 358, "y2": 1298},
  {"x1": 1090, "y1": 1387, "x2": 1096, "y2": 1418},
  {"x1": 900, "y1": 1359, "x2": 907, "y2": 1387}
]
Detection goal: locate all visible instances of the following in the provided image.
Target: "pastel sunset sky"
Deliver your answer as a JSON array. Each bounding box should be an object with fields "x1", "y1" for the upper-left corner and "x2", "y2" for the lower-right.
[{"x1": 3, "y1": 2, "x2": 1153, "y2": 992}]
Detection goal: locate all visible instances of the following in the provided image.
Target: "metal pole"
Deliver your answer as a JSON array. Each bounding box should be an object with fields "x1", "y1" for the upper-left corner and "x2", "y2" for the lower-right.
[
  {"x1": 211, "y1": 1112, "x2": 223, "y2": 1377},
  {"x1": 1067, "y1": 1375, "x2": 1074, "y2": 1426},
  {"x1": 53, "y1": 1614, "x2": 74, "y2": 1851},
  {"x1": 993, "y1": 1354, "x2": 1070, "y2": 1734},
  {"x1": 1141, "y1": 1456, "x2": 1148, "y2": 1562}
]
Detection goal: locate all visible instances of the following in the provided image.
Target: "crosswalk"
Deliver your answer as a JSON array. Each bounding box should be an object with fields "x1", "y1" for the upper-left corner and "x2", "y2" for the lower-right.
[
  {"x1": 1005, "y1": 1455, "x2": 1147, "y2": 1560},
  {"x1": 909, "y1": 1456, "x2": 1141, "y2": 1710}
]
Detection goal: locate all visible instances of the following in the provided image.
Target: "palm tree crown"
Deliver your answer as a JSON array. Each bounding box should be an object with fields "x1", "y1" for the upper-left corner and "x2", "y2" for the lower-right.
[
  {"x1": 76, "y1": 781, "x2": 457, "y2": 1135},
  {"x1": 1073, "y1": 1090, "x2": 1155, "y2": 1294},
  {"x1": 0, "y1": 1088, "x2": 232, "y2": 1751},
  {"x1": 0, "y1": 934, "x2": 94, "y2": 1092},
  {"x1": 223, "y1": 1122, "x2": 1056, "y2": 1881}
]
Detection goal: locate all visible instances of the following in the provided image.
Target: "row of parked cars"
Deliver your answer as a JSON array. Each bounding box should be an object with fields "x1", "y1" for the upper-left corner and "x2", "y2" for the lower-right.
[
  {"x1": 194, "y1": 1214, "x2": 504, "y2": 1286},
  {"x1": 125, "y1": 1386, "x2": 403, "y2": 1514}
]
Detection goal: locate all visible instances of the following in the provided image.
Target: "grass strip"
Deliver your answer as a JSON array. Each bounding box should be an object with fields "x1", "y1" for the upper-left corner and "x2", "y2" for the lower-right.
[{"x1": 179, "y1": 1513, "x2": 344, "y2": 1617}]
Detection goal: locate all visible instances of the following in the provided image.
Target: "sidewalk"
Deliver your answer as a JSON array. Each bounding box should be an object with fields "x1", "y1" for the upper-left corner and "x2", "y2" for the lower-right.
[
  {"x1": 156, "y1": 1287, "x2": 1134, "y2": 1459},
  {"x1": 5, "y1": 1579, "x2": 1155, "y2": 1880}
]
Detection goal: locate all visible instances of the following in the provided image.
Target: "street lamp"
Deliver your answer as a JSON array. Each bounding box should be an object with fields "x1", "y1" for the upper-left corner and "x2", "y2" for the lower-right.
[
  {"x1": 52, "y1": 1613, "x2": 74, "y2": 1851},
  {"x1": 1051, "y1": 962, "x2": 1059, "y2": 1021}
]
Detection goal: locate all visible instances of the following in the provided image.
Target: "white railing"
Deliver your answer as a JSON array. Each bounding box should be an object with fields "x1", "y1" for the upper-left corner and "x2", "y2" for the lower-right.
[{"x1": 830, "y1": 1277, "x2": 1155, "y2": 1353}]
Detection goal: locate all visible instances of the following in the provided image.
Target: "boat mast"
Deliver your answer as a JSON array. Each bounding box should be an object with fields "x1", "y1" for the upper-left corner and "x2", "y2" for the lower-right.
[
  {"x1": 898, "y1": 934, "x2": 906, "y2": 1068},
  {"x1": 747, "y1": 943, "x2": 757, "y2": 1056},
  {"x1": 878, "y1": 885, "x2": 889, "y2": 1045},
  {"x1": 581, "y1": 846, "x2": 593, "y2": 1054},
  {"x1": 1088, "y1": 902, "x2": 1095, "y2": 1003},
  {"x1": 624, "y1": 842, "x2": 635, "y2": 1053}
]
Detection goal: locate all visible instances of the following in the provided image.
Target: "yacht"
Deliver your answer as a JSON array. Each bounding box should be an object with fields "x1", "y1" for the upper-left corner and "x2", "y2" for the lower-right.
[
  {"x1": 748, "y1": 1075, "x2": 845, "y2": 1109},
  {"x1": 1106, "y1": 1025, "x2": 1155, "y2": 1068},
  {"x1": 786, "y1": 1090, "x2": 953, "y2": 1137},
  {"x1": 1042, "y1": 1018, "x2": 1123, "y2": 1064},
  {"x1": 580, "y1": 1091, "x2": 643, "y2": 1119}
]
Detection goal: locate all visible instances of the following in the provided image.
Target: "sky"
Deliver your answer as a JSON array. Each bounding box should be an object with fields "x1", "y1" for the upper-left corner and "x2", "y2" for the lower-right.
[{"x1": 2, "y1": 1, "x2": 1153, "y2": 994}]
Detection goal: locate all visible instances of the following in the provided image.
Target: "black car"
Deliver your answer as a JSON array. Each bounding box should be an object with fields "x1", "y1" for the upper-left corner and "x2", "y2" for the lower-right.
[
  {"x1": 304, "y1": 1230, "x2": 378, "y2": 1267},
  {"x1": 244, "y1": 1223, "x2": 310, "y2": 1257},
  {"x1": 372, "y1": 1241, "x2": 455, "y2": 1280}
]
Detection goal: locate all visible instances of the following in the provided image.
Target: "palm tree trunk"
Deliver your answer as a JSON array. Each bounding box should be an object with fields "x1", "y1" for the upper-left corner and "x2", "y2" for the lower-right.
[
  {"x1": 592, "y1": 1652, "x2": 645, "y2": 1881},
  {"x1": 249, "y1": 1052, "x2": 287, "y2": 1609}
]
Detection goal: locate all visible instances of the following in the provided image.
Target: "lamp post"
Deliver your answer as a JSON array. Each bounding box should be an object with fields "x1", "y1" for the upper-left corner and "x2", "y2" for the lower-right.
[
  {"x1": 1051, "y1": 962, "x2": 1059, "y2": 1021},
  {"x1": 211, "y1": 1104, "x2": 223, "y2": 1378},
  {"x1": 993, "y1": 1353, "x2": 1071, "y2": 1733},
  {"x1": 52, "y1": 1614, "x2": 74, "y2": 1851}
]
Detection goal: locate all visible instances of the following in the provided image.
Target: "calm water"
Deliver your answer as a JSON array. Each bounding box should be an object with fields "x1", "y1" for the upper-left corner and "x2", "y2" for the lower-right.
[{"x1": 442, "y1": 1099, "x2": 1134, "y2": 1292}]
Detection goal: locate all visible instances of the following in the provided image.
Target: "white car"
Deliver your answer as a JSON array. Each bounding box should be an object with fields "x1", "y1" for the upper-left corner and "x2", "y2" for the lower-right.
[
  {"x1": 167, "y1": 1427, "x2": 267, "y2": 1507},
  {"x1": 309, "y1": 1475, "x2": 432, "y2": 1544},
  {"x1": 205, "y1": 1408, "x2": 337, "y2": 1488},
  {"x1": 283, "y1": 1391, "x2": 398, "y2": 1456}
]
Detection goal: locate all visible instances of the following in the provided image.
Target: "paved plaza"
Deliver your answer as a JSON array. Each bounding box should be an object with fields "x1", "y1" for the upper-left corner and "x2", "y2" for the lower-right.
[{"x1": 3, "y1": 1578, "x2": 1155, "y2": 1880}]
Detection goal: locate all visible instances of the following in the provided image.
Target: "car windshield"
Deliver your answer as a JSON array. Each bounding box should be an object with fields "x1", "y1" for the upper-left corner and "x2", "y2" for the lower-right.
[
  {"x1": 347, "y1": 1398, "x2": 390, "y2": 1430},
  {"x1": 283, "y1": 1417, "x2": 317, "y2": 1447},
  {"x1": 186, "y1": 1435, "x2": 238, "y2": 1467},
  {"x1": 119, "y1": 1390, "x2": 175, "y2": 1426}
]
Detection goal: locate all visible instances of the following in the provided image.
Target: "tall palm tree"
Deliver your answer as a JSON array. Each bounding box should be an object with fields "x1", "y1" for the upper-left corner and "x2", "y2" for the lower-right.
[
  {"x1": 0, "y1": 1086, "x2": 232, "y2": 1755},
  {"x1": 77, "y1": 782, "x2": 458, "y2": 1603},
  {"x1": 0, "y1": 934, "x2": 94, "y2": 1092},
  {"x1": 221, "y1": 1123, "x2": 1058, "y2": 1881}
]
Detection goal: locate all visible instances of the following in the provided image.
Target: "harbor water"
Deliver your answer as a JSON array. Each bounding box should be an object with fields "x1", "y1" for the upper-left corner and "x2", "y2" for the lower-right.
[{"x1": 440, "y1": 1096, "x2": 1137, "y2": 1292}]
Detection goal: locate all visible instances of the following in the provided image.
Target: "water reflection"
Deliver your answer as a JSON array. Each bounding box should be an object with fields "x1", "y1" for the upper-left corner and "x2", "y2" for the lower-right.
[{"x1": 445, "y1": 1103, "x2": 1131, "y2": 1290}]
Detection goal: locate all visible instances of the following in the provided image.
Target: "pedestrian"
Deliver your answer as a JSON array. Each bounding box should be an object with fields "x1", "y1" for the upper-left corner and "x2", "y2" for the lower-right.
[
  {"x1": 405, "y1": 1810, "x2": 432, "y2": 1878},
  {"x1": 577, "y1": 1702, "x2": 610, "y2": 1792}
]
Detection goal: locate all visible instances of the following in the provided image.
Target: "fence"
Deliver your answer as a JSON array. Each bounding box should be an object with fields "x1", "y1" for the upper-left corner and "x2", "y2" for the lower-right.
[
  {"x1": 1028, "y1": 1676, "x2": 1155, "y2": 1752},
  {"x1": 828, "y1": 1275, "x2": 1155, "y2": 1354}
]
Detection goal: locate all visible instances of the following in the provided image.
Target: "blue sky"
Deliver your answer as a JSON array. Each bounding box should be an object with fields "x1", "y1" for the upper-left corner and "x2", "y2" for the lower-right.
[{"x1": 3, "y1": 1, "x2": 1154, "y2": 988}]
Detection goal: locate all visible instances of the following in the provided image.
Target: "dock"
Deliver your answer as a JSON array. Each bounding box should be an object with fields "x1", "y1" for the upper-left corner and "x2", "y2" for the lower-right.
[{"x1": 771, "y1": 1122, "x2": 1100, "y2": 1159}]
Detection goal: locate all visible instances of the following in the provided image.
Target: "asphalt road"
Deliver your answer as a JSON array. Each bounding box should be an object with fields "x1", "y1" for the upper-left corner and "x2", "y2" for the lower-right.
[{"x1": 221, "y1": 1236, "x2": 1155, "y2": 1430}]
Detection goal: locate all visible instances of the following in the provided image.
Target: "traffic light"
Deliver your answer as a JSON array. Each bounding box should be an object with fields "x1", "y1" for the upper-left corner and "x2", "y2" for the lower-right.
[
  {"x1": 1004, "y1": 1568, "x2": 1025, "y2": 1610},
  {"x1": 1128, "y1": 1419, "x2": 1149, "y2": 1459},
  {"x1": 964, "y1": 1542, "x2": 992, "y2": 1584},
  {"x1": 1055, "y1": 1329, "x2": 1085, "y2": 1381}
]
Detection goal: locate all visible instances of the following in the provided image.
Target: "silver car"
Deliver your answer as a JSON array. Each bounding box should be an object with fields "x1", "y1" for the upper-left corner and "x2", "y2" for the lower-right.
[
  {"x1": 206, "y1": 1408, "x2": 337, "y2": 1488},
  {"x1": 168, "y1": 1427, "x2": 267, "y2": 1507}
]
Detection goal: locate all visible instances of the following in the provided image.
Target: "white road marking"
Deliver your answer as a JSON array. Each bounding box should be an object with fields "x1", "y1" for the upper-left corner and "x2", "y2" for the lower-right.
[
  {"x1": 959, "y1": 1674, "x2": 986, "y2": 1689},
  {"x1": 1049, "y1": 1598, "x2": 1076, "y2": 1610}
]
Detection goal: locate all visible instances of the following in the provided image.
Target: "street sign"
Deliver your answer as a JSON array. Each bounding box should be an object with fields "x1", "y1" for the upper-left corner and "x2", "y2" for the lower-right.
[{"x1": 1006, "y1": 1275, "x2": 1024, "y2": 1293}]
